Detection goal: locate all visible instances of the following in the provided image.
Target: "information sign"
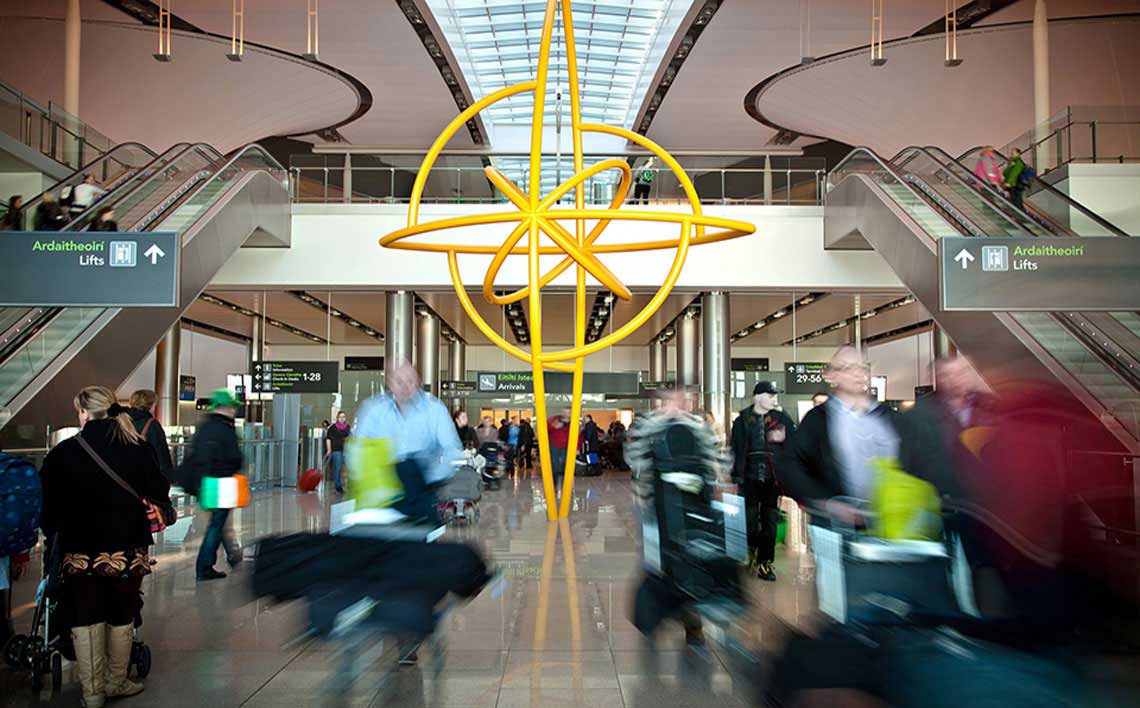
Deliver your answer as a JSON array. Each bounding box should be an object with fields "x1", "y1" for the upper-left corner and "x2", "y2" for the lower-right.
[
  {"x1": 731, "y1": 358, "x2": 770, "y2": 372},
  {"x1": 0, "y1": 231, "x2": 179, "y2": 306},
  {"x1": 440, "y1": 380, "x2": 476, "y2": 396},
  {"x1": 251, "y1": 361, "x2": 339, "y2": 393},
  {"x1": 179, "y1": 375, "x2": 196, "y2": 401},
  {"x1": 784, "y1": 362, "x2": 828, "y2": 394},
  {"x1": 939, "y1": 237, "x2": 1140, "y2": 311}
]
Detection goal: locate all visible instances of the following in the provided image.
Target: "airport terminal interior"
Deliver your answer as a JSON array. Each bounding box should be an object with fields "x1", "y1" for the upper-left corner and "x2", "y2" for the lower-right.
[{"x1": 1, "y1": 1, "x2": 1140, "y2": 706}]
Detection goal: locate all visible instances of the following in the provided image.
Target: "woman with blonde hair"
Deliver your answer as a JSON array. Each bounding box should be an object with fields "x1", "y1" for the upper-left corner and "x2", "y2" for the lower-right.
[{"x1": 39, "y1": 386, "x2": 172, "y2": 707}]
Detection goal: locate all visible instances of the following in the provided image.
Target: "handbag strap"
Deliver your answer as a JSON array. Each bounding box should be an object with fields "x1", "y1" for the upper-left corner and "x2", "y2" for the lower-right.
[
  {"x1": 141, "y1": 418, "x2": 154, "y2": 437},
  {"x1": 75, "y1": 435, "x2": 142, "y2": 504}
]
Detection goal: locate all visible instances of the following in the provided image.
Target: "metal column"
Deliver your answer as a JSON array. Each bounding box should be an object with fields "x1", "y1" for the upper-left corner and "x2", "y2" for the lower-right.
[
  {"x1": 1033, "y1": 0, "x2": 1051, "y2": 170},
  {"x1": 447, "y1": 338, "x2": 466, "y2": 410},
  {"x1": 64, "y1": 0, "x2": 80, "y2": 117},
  {"x1": 416, "y1": 311, "x2": 441, "y2": 396},
  {"x1": 701, "y1": 292, "x2": 730, "y2": 440},
  {"x1": 649, "y1": 340, "x2": 667, "y2": 382},
  {"x1": 385, "y1": 291, "x2": 414, "y2": 370},
  {"x1": 155, "y1": 325, "x2": 180, "y2": 425},
  {"x1": 343, "y1": 153, "x2": 352, "y2": 204},
  {"x1": 676, "y1": 311, "x2": 700, "y2": 391}
]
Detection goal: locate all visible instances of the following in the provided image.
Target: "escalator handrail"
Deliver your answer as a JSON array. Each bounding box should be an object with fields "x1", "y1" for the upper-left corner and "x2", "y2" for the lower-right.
[
  {"x1": 887, "y1": 146, "x2": 1042, "y2": 238},
  {"x1": 20, "y1": 141, "x2": 160, "y2": 219},
  {"x1": 148, "y1": 143, "x2": 288, "y2": 234},
  {"x1": 955, "y1": 145, "x2": 1132, "y2": 238},
  {"x1": 827, "y1": 146, "x2": 958, "y2": 221},
  {"x1": 60, "y1": 142, "x2": 226, "y2": 231},
  {"x1": 0, "y1": 307, "x2": 62, "y2": 369}
]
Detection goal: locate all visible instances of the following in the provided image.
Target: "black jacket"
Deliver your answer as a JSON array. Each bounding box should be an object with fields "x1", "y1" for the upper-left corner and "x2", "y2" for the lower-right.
[
  {"x1": 456, "y1": 424, "x2": 478, "y2": 449},
  {"x1": 39, "y1": 419, "x2": 172, "y2": 556},
  {"x1": 128, "y1": 407, "x2": 175, "y2": 482},
  {"x1": 582, "y1": 421, "x2": 600, "y2": 451},
  {"x1": 187, "y1": 412, "x2": 244, "y2": 478},
  {"x1": 90, "y1": 219, "x2": 119, "y2": 232},
  {"x1": 729, "y1": 405, "x2": 796, "y2": 481},
  {"x1": 779, "y1": 400, "x2": 926, "y2": 507},
  {"x1": 33, "y1": 201, "x2": 65, "y2": 231}
]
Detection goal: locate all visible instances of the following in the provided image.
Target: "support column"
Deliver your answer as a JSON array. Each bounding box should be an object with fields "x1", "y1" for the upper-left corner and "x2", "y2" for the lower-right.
[
  {"x1": 931, "y1": 325, "x2": 957, "y2": 360},
  {"x1": 763, "y1": 155, "x2": 773, "y2": 206},
  {"x1": 676, "y1": 311, "x2": 699, "y2": 392},
  {"x1": 701, "y1": 292, "x2": 730, "y2": 441},
  {"x1": 385, "y1": 291, "x2": 414, "y2": 373},
  {"x1": 248, "y1": 315, "x2": 264, "y2": 422},
  {"x1": 649, "y1": 339, "x2": 667, "y2": 382},
  {"x1": 415, "y1": 312, "x2": 440, "y2": 396},
  {"x1": 343, "y1": 153, "x2": 353, "y2": 204},
  {"x1": 64, "y1": 0, "x2": 80, "y2": 117},
  {"x1": 155, "y1": 325, "x2": 180, "y2": 425},
  {"x1": 446, "y1": 338, "x2": 466, "y2": 411},
  {"x1": 1033, "y1": 0, "x2": 1051, "y2": 170}
]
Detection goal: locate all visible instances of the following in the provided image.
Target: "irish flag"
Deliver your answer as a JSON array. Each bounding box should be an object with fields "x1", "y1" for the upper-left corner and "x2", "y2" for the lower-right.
[{"x1": 199, "y1": 474, "x2": 250, "y2": 510}]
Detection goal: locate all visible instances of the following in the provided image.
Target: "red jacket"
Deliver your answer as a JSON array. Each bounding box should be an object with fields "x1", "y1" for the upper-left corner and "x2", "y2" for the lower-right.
[{"x1": 547, "y1": 416, "x2": 570, "y2": 449}]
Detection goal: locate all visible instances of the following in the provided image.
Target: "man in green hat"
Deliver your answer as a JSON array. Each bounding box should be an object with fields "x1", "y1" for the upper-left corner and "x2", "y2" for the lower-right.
[{"x1": 186, "y1": 389, "x2": 244, "y2": 580}]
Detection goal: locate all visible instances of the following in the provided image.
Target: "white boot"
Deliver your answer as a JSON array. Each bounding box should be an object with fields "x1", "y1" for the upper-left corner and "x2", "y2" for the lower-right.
[
  {"x1": 71, "y1": 624, "x2": 107, "y2": 708},
  {"x1": 104, "y1": 624, "x2": 145, "y2": 698}
]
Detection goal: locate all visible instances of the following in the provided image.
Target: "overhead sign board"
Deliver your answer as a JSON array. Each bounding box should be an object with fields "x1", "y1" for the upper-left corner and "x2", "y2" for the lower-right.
[
  {"x1": 251, "y1": 361, "x2": 339, "y2": 394},
  {"x1": 784, "y1": 362, "x2": 828, "y2": 394},
  {"x1": 731, "y1": 358, "x2": 770, "y2": 372},
  {"x1": 440, "y1": 380, "x2": 476, "y2": 396},
  {"x1": 179, "y1": 375, "x2": 196, "y2": 401},
  {"x1": 475, "y1": 371, "x2": 640, "y2": 396},
  {"x1": 344, "y1": 356, "x2": 384, "y2": 371},
  {"x1": 0, "y1": 231, "x2": 179, "y2": 306},
  {"x1": 939, "y1": 237, "x2": 1140, "y2": 311}
]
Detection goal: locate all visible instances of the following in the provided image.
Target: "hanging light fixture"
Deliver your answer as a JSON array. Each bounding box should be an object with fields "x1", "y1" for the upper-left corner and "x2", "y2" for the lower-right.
[
  {"x1": 944, "y1": 0, "x2": 963, "y2": 66},
  {"x1": 153, "y1": 0, "x2": 172, "y2": 62},
  {"x1": 303, "y1": 0, "x2": 320, "y2": 61},
  {"x1": 227, "y1": 0, "x2": 245, "y2": 61},
  {"x1": 870, "y1": 0, "x2": 886, "y2": 66}
]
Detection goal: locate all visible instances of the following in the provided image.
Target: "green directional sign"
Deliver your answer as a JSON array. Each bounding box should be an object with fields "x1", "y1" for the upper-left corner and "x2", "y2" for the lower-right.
[
  {"x1": 0, "y1": 231, "x2": 179, "y2": 307},
  {"x1": 939, "y1": 237, "x2": 1140, "y2": 311}
]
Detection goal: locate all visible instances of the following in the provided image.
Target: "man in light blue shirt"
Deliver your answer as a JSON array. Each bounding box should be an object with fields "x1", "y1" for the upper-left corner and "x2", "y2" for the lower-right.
[{"x1": 351, "y1": 360, "x2": 461, "y2": 517}]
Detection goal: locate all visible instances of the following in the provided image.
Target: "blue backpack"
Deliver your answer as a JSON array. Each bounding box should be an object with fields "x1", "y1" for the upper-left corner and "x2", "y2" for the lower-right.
[
  {"x1": 1017, "y1": 164, "x2": 1036, "y2": 188},
  {"x1": 0, "y1": 451, "x2": 41, "y2": 557}
]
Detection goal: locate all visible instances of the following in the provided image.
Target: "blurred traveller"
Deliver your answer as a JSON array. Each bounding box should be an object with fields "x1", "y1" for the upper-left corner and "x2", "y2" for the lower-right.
[
  {"x1": 34, "y1": 192, "x2": 66, "y2": 231},
  {"x1": 0, "y1": 195, "x2": 23, "y2": 230},
  {"x1": 90, "y1": 206, "x2": 118, "y2": 232},
  {"x1": 453, "y1": 409, "x2": 478, "y2": 450},
  {"x1": 504, "y1": 415, "x2": 521, "y2": 469},
  {"x1": 127, "y1": 389, "x2": 175, "y2": 483},
  {"x1": 781, "y1": 346, "x2": 922, "y2": 522},
  {"x1": 39, "y1": 386, "x2": 172, "y2": 706},
  {"x1": 632, "y1": 158, "x2": 655, "y2": 204},
  {"x1": 186, "y1": 389, "x2": 245, "y2": 581},
  {"x1": 1, "y1": 403, "x2": 34, "y2": 650},
  {"x1": 730, "y1": 381, "x2": 795, "y2": 582},
  {"x1": 973, "y1": 145, "x2": 1003, "y2": 189},
  {"x1": 629, "y1": 388, "x2": 734, "y2": 654},
  {"x1": 325, "y1": 411, "x2": 351, "y2": 493},
  {"x1": 811, "y1": 391, "x2": 829, "y2": 408},
  {"x1": 581, "y1": 414, "x2": 601, "y2": 475},
  {"x1": 517, "y1": 417, "x2": 535, "y2": 469},
  {"x1": 351, "y1": 359, "x2": 460, "y2": 522},
  {"x1": 547, "y1": 408, "x2": 571, "y2": 492},
  {"x1": 1001, "y1": 147, "x2": 1032, "y2": 210},
  {"x1": 475, "y1": 415, "x2": 498, "y2": 446},
  {"x1": 70, "y1": 173, "x2": 103, "y2": 216}
]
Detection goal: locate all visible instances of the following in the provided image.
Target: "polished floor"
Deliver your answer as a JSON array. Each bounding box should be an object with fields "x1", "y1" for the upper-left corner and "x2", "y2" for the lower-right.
[{"x1": 2, "y1": 469, "x2": 815, "y2": 708}]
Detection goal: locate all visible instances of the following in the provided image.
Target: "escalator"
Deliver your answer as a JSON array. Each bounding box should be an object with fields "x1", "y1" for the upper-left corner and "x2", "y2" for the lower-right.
[
  {"x1": 826, "y1": 145, "x2": 1140, "y2": 453},
  {"x1": 0, "y1": 143, "x2": 289, "y2": 446}
]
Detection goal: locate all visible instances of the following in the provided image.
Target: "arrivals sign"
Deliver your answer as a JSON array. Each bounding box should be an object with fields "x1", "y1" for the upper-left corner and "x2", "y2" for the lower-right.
[
  {"x1": 476, "y1": 371, "x2": 640, "y2": 396},
  {"x1": 0, "y1": 231, "x2": 179, "y2": 307},
  {"x1": 939, "y1": 237, "x2": 1140, "y2": 311},
  {"x1": 250, "y1": 361, "x2": 339, "y2": 393},
  {"x1": 784, "y1": 362, "x2": 828, "y2": 394}
]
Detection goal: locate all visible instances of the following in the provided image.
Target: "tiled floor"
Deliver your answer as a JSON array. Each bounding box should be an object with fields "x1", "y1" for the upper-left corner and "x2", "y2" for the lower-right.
[{"x1": 2, "y1": 469, "x2": 815, "y2": 707}]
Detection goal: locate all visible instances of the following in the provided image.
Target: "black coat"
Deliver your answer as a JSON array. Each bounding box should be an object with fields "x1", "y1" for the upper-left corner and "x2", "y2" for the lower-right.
[
  {"x1": 90, "y1": 219, "x2": 119, "y2": 232},
  {"x1": 779, "y1": 401, "x2": 931, "y2": 507},
  {"x1": 187, "y1": 412, "x2": 244, "y2": 477},
  {"x1": 582, "y1": 421, "x2": 600, "y2": 451},
  {"x1": 729, "y1": 405, "x2": 796, "y2": 481},
  {"x1": 39, "y1": 419, "x2": 172, "y2": 556},
  {"x1": 33, "y1": 201, "x2": 65, "y2": 231},
  {"x1": 128, "y1": 407, "x2": 175, "y2": 482}
]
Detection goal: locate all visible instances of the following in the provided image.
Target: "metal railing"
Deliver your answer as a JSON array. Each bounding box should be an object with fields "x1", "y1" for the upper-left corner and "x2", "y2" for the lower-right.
[
  {"x1": 1001, "y1": 106, "x2": 1140, "y2": 174},
  {"x1": 169, "y1": 438, "x2": 291, "y2": 489},
  {"x1": 0, "y1": 79, "x2": 114, "y2": 170},
  {"x1": 289, "y1": 154, "x2": 827, "y2": 206}
]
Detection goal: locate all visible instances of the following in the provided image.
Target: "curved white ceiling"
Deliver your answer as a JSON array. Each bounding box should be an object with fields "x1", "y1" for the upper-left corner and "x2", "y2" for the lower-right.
[
  {"x1": 0, "y1": 17, "x2": 362, "y2": 153},
  {"x1": 753, "y1": 15, "x2": 1140, "y2": 157}
]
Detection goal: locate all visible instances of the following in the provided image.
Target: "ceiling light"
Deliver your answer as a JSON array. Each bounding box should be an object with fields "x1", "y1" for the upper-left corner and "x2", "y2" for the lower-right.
[
  {"x1": 773, "y1": 310, "x2": 786, "y2": 318},
  {"x1": 799, "y1": 296, "x2": 815, "y2": 305},
  {"x1": 753, "y1": 322, "x2": 765, "y2": 329},
  {"x1": 862, "y1": 311, "x2": 877, "y2": 319}
]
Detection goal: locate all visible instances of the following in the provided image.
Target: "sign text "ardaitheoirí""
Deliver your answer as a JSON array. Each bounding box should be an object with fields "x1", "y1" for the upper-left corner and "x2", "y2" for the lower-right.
[
  {"x1": 32, "y1": 240, "x2": 106, "y2": 252},
  {"x1": 1012, "y1": 245, "x2": 1085, "y2": 257}
]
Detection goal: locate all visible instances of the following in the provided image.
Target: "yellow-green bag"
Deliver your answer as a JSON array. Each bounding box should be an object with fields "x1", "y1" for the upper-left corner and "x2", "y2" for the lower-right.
[
  {"x1": 869, "y1": 457, "x2": 942, "y2": 540},
  {"x1": 344, "y1": 437, "x2": 401, "y2": 509}
]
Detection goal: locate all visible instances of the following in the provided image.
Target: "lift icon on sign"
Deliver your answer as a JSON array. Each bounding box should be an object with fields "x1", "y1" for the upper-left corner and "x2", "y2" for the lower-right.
[
  {"x1": 109, "y1": 241, "x2": 136, "y2": 267},
  {"x1": 982, "y1": 245, "x2": 1009, "y2": 271}
]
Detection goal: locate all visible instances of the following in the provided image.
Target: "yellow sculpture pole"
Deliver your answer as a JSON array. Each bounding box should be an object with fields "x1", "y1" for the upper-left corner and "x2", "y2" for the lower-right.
[{"x1": 379, "y1": 0, "x2": 756, "y2": 519}]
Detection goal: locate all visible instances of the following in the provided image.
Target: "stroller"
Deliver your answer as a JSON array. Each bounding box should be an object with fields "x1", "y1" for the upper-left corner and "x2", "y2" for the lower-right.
[
  {"x1": 438, "y1": 451, "x2": 484, "y2": 525},
  {"x1": 476, "y1": 442, "x2": 506, "y2": 490},
  {"x1": 4, "y1": 535, "x2": 151, "y2": 692}
]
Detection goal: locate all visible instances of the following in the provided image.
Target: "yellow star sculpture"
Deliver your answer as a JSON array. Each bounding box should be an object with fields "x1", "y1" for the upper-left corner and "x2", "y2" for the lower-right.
[{"x1": 381, "y1": 0, "x2": 755, "y2": 520}]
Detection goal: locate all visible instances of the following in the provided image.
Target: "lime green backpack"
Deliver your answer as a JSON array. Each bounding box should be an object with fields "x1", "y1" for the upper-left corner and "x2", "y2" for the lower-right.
[{"x1": 868, "y1": 457, "x2": 942, "y2": 540}]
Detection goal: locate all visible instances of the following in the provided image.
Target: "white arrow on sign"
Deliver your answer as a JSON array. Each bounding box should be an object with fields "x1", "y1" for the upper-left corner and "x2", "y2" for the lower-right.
[
  {"x1": 954, "y1": 248, "x2": 975, "y2": 270},
  {"x1": 144, "y1": 244, "x2": 166, "y2": 265}
]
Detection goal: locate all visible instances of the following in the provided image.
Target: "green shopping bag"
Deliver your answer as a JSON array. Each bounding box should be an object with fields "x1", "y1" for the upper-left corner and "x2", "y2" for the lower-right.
[
  {"x1": 344, "y1": 437, "x2": 400, "y2": 509},
  {"x1": 869, "y1": 457, "x2": 942, "y2": 540}
]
